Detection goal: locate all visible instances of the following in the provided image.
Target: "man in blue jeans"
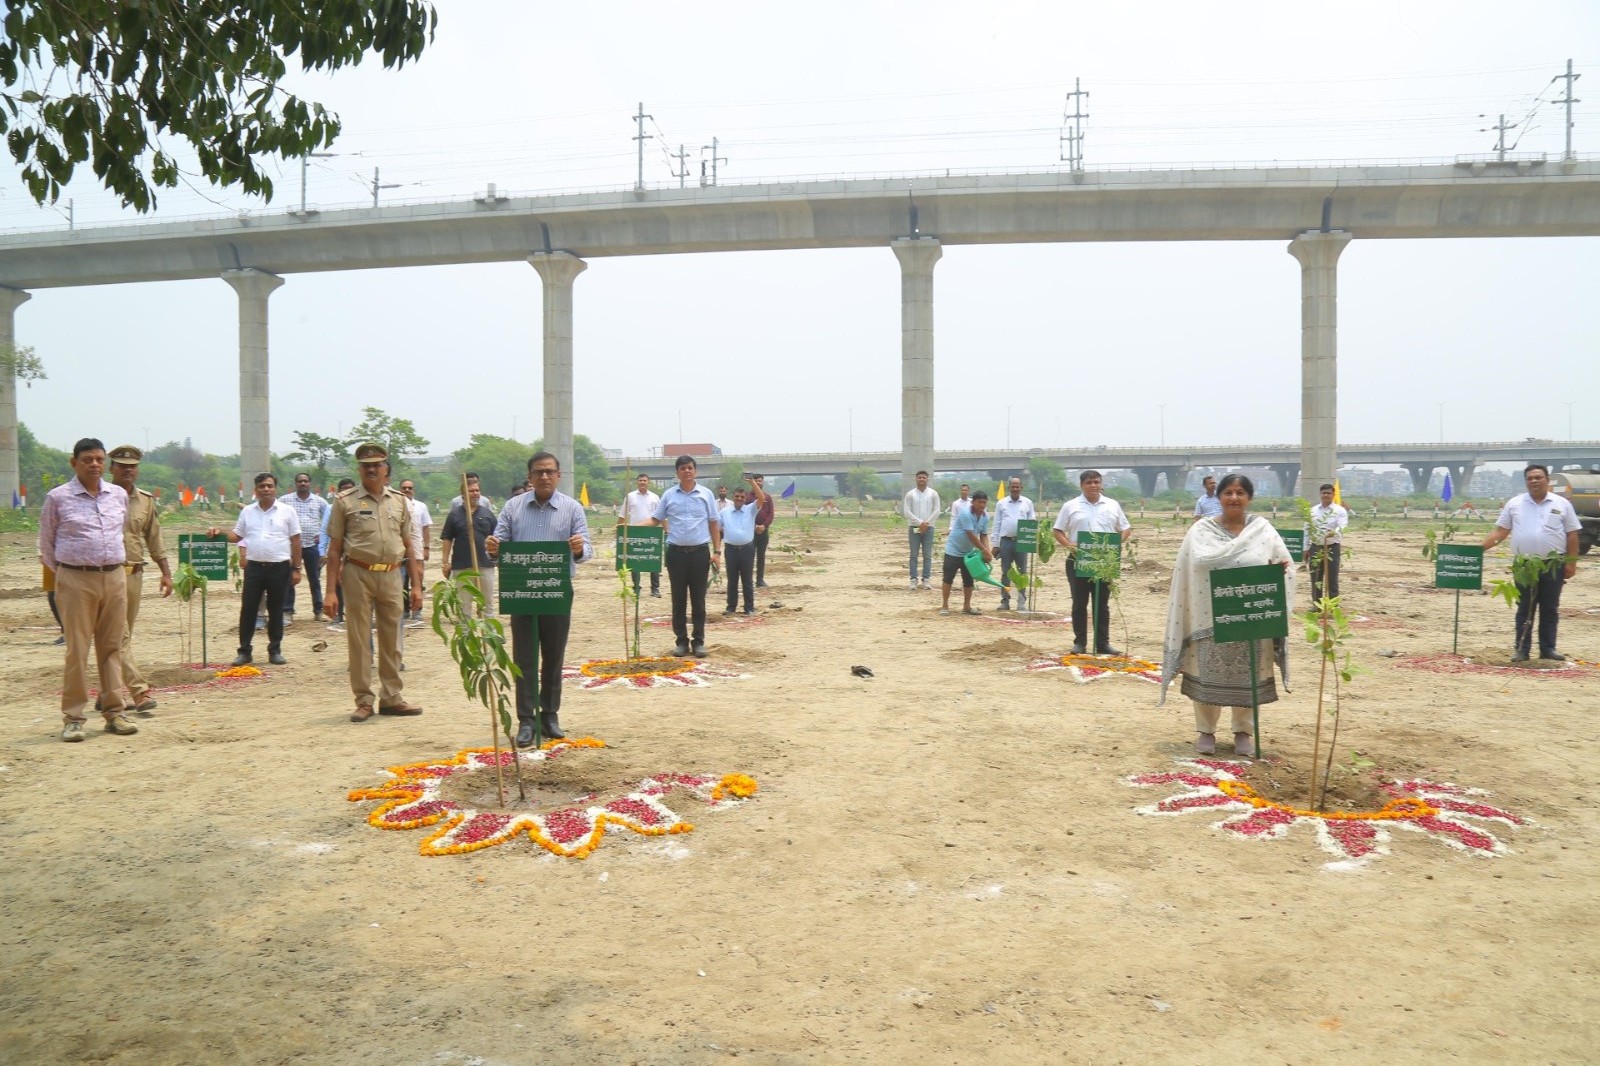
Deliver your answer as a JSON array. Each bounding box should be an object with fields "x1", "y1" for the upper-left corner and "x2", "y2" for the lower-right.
[{"x1": 902, "y1": 470, "x2": 941, "y2": 590}]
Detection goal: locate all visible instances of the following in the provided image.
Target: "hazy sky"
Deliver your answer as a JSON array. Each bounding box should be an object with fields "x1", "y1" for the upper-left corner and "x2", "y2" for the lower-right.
[{"x1": 3, "y1": 1, "x2": 1596, "y2": 460}]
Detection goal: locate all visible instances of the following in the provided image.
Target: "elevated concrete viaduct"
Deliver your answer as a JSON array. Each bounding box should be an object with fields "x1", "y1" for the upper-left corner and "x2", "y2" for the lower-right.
[{"x1": 2, "y1": 160, "x2": 1598, "y2": 504}]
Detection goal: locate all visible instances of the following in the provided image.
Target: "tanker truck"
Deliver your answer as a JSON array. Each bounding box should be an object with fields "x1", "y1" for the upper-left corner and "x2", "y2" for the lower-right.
[{"x1": 1551, "y1": 471, "x2": 1600, "y2": 555}]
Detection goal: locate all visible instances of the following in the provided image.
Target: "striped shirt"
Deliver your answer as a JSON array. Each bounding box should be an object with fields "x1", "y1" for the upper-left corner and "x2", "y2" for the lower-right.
[
  {"x1": 285, "y1": 491, "x2": 330, "y2": 549},
  {"x1": 40, "y1": 478, "x2": 128, "y2": 570},
  {"x1": 493, "y1": 490, "x2": 592, "y2": 576}
]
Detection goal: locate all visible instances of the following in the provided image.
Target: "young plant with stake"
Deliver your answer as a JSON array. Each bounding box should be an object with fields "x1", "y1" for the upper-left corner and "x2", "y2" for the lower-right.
[
  {"x1": 1296, "y1": 497, "x2": 1364, "y2": 810},
  {"x1": 1488, "y1": 551, "x2": 1574, "y2": 659},
  {"x1": 1077, "y1": 535, "x2": 1130, "y2": 653},
  {"x1": 173, "y1": 562, "x2": 206, "y2": 665}
]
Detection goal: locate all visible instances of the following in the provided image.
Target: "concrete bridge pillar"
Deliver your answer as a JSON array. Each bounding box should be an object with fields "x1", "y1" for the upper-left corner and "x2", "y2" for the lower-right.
[
  {"x1": 1406, "y1": 464, "x2": 1436, "y2": 494},
  {"x1": 0, "y1": 286, "x2": 30, "y2": 508},
  {"x1": 1287, "y1": 230, "x2": 1352, "y2": 502},
  {"x1": 1133, "y1": 467, "x2": 1163, "y2": 497},
  {"x1": 222, "y1": 269, "x2": 284, "y2": 479},
  {"x1": 1447, "y1": 462, "x2": 1478, "y2": 497},
  {"x1": 1161, "y1": 466, "x2": 1189, "y2": 495},
  {"x1": 529, "y1": 252, "x2": 587, "y2": 492},
  {"x1": 0, "y1": 284, "x2": 30, "y2": 505},
  {"x1": 1269, "y1": 464, "x2": 1301, "y2": 497},
  {"x1": 892, "y1": 237, "x2": 941, "y2": 491}
]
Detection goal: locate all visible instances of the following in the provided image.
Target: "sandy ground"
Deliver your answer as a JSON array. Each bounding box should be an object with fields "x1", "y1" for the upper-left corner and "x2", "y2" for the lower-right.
[{"x1": 1, "y1": 510, "x2": 1597, "y2": 1065}]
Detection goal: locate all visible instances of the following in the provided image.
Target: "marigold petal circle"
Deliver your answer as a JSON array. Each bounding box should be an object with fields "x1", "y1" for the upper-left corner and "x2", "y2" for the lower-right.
[{"x1": 347, "y1": 737, "x2": 758, "y2": 859}]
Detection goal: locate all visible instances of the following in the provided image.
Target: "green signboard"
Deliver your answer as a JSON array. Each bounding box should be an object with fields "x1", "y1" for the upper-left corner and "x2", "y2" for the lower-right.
[
  {"x1": 1014, "y1": 518, "x2": 1040, "y2": 553},
  {"x1": 1209, "y1": 564, "x2": 1290, "y2": 644},
  {"x1": 497, "y1": 541, "x2": 574, "y2": 616},
  {"x1": 615, "y1": 525, "x2": 664, "y2": 574},
  {"x1": 1435, "y1": 544, "x2": 1484, "y2": 591},
  {"x1": 1074, "y1": 530, "x2": 1121, "y2": 578},
  {"x1": 178, "y1": 533, "x2": 230, "y2": 581},
  {"x1": 1274, "y1": 526, "x2": 1307, "y2": 564}
]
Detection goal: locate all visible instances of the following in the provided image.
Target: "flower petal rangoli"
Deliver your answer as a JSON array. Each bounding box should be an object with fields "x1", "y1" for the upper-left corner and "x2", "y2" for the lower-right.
[
  {"x1": 1025, "y1": 653, "x2": 1162, "y2": 684},
  {"x1": 564, "y1": 658, "x2": 749, "y2": 691},
  {"x1": 1126, "y1": 758, "x2": 1524, "y2": 867},
  {"x1": 348, "y1": 738, "x2": 758, "y2": 858}
]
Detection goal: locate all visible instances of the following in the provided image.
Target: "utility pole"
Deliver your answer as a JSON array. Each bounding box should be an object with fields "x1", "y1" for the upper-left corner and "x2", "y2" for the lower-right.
[
  {"x1": 670, "y1": 144, "x2": 691, "y2": 188},
  {"x1": 370, "y1": 167, "x2": 399, "y2": 207},
  {"x1": 700, "y1": 137, "x2": 727, "y2": 186},
  {"x1": 1059, "y1": 78, "x2": 1090, "y2": 172},
  {"x1": 298, "y1": 152, "x2": 337, "y2": 214},
  {"x1": 1482, "y1": 113, "x2": 1517, "y2": 161},
  {"x1": 1553, "y1": 58, "x2": 1582, "y2": 162},
  {"x1": 633, "y1": 102, "x2": 654, "y2": 192}
]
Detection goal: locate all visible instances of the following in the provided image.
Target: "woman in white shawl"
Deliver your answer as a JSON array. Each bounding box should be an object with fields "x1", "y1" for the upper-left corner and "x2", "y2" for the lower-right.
[{"x1": 1159, "y1": 473, "x2": 1292, "y2": 758}]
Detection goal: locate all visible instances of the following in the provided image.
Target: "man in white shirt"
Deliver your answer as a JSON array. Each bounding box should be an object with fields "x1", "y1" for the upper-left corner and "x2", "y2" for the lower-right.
[
  {"x1": 1483, "y1": 464, "x2": 1581, "y2": 661},
  {"x1": 398, "y1": 479, "x2": 432, "y2": 623},
  {"x1": 902, "y1": 470, "x2": 941, "y2": 590},
  {"x1": 1051, "y1": 469, "x2": 1132, "y2": 655},
  {"x1": 949, "y1": 483, "x2": 972, "y2": 522},
  {"x1": 1193, "y1": 475, "x2": 1222, "y2": 520},
  {"x1": 214, "y1": 472, "x2": 302, "y2": 666},
  {"x1": 993, "y1": 477, "x2": 1037, "y2": 611},
  {"x1": 1308, "y1": 482, "x2": 1349, "y2": 602},
  {"x1": 620, "y1": 473, "x2": 662, "y2": 597}
]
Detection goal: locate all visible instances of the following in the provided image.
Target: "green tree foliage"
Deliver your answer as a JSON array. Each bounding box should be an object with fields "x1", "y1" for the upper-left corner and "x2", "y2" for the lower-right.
[
  {"x1": 17, "y1": 422, "x2": 67, "y2": 495},
  {"x1": 347, "y1": 407, "x2": 429, "y2": 469},
  {"x1": 0, "y1": 342, "x2": 45, "y2": 384},
  {"x1": 452, "y1": 434, "x2": 533, "y2": 500},
  {"x1": 717, "y1": 456, "x2": 746, "y2": 490},
  {"x1": 0, "y1": 1, "x2": 437, "y2": 211},
  {"x1": 1027, "y1": 456, "x2": 1069, "y2": 500},
  {"x1": 843, "y1": 465, "x2": 885, "y2": 500},
  {"x1": 284, "y1": 430, "x2": 350, "y2": 482}
]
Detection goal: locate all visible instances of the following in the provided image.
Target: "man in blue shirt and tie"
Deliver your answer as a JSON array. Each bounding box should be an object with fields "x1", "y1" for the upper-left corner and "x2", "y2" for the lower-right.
[
  {"x1": 651, "y1": 455, "x2": 722, "y2": 658},
  {"x1": 720, "y1": 484, "x2": 758, "y2": 616}
]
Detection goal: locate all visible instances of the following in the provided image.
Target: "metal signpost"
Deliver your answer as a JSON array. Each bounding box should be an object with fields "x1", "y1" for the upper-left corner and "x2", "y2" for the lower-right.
[
  {"x1": 1209, "y1": 564, "x2": 1290, "y2": 757},
  {"x1": 178, "y1": 533, "x2": 230, "y2": 666},
  {"x1": 1434, "y1": 544, "x2": 1484, "y2": 654}
]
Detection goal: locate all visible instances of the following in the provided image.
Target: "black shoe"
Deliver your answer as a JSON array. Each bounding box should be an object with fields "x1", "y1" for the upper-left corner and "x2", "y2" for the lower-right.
[
  {"x1": 757, "y1": 581, "x2": 770, "y2": 588},
  {"x1": 1096, "y1": 645, "x2": 1124, "y2": 657},
  {"x1": 52, "y1": 635, "x2": 65, "y2": 646},
  {"x1": 515, "y1": 721, "x2": 536, "y2": 748},
  {"x1": 692, "y1": 642, "x2": 707, "y2": 658},
  {"x1": 231, "y1": 653, "x2": 253, "y2": 667},
  {"x1": 268, "y1": 651, "x2": 288, "y2": 665},
  {"x1": 671, "y1": 642, "x2": 690, "y2": 657},
  {"x1": 539, "y1": 710, "x2": 565, "y2": 740},
  {"x1": 1070, "y1": 643, "x2": 1086, "y2": 655},
  {"x1": 650, "y1": 590, "x2": 661, "y2": 598},
  {"x1": 722, "y1": 608, "x2": 736, "y2": 616},
  {"x1": 1511, "y1": 651, "x2": 1530, "y2": 663}
]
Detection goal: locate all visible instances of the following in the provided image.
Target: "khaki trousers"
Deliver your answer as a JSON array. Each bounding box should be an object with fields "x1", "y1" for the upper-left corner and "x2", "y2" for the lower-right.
[
  {"x1": 122, "y1": 570, "x2": 150, "y2": 699},
  {"x1": 56, "y1": 566, "x2": 128, "y2": 722},
  {"x1": 1193, "y1": 701, "x2": 1253, "y2": 737},
  {"x1": 343, "y1": 566, "x2": 404, "y2": 708}
]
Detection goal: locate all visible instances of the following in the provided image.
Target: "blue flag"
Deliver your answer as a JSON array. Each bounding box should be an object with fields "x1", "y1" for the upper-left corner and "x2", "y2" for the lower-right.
[
  {"x1": 9, "y1": 490, "x2": 18, "y2": 509},
  {"x1": 780, "y1": 481, "x2": 796, "y2": 499},
  {"x1": 1441, "y1": 472, "x2": 1453, "y2": 503}
]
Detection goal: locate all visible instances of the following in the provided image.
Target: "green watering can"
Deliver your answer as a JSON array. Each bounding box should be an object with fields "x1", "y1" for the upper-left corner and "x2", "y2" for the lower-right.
[{"x1": 963, "y1": 550, "x2": 1004, "y2": 588}]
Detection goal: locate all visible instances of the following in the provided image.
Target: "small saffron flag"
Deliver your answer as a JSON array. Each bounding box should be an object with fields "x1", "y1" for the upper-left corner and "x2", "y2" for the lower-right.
[
  {"x1": 579, "y1": 482, "x2": 591, "y2": 507},
  {"x1": 1332, "y1": 479, "x2": 1344, "y2": 507}
]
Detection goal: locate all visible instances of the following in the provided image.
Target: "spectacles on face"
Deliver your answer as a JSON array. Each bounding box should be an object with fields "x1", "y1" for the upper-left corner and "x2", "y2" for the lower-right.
[{"x1": 530, "y1": 468, "x2": 560, "y2": 479}]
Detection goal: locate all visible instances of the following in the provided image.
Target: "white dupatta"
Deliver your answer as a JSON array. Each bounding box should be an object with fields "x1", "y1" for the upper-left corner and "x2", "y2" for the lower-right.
[{"x1": 1158, "y1": 515, "x2": 1293, "y2": 705}]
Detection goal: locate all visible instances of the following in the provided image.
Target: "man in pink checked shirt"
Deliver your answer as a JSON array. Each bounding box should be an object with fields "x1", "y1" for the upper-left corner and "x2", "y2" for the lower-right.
[{"x1": 38, "y1": 437, "x2": 139, "y2": 742}]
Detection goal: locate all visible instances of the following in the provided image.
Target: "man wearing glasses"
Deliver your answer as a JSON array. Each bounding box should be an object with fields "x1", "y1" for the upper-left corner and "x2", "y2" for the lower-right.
[
  {"x1": 486, "y1": 452, "x2": 592, "y2": 746},
  {"x1": 397, "y1": 478, "x2": 432, "y2": 624}
]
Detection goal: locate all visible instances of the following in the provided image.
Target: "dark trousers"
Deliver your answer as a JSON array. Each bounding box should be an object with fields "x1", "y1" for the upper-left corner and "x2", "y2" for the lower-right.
[
  {"x1": 998, "y1": 537, "x2": 1028, "y2": 606},
  {"x1": 1310, "y1": 542, "x2": 1341, "y2": 601},
  {"x1": 631, "y1": 565, "x2": 660, "y2": 595},
  {"x1": 284, "y1": 546, "x2": 322, "y2": 616},
  {"x1": 725, "y1": 542, "x2": 755, "y2": 612},
  {"x1": 239, "y1": 560, "x2": 291, "y2": 655},
  {"x1": 754, "y1": 528, "x2": 770, "y2": 585},
  {"x1": 510, "y1": 612, "x2": 572, "y2": 723},
  {"x1": 1068, "y1": 569, "x2": 1112, "y2": 650},
  {"x1": 666, "y1": 543, "x2": 711, "y2": 644},
  {"x1": 1514, "y1": 568, "x2": 1566, "y2": 657}
]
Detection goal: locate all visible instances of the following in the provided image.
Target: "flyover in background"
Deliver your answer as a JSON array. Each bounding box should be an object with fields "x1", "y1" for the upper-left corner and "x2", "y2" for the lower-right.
[
  {"x1": 2, "y1": 159, "x2": 1598, "y2": 506},
  {"x1": 606, "y1": 440, "x2": 1600, "y2": 496}
]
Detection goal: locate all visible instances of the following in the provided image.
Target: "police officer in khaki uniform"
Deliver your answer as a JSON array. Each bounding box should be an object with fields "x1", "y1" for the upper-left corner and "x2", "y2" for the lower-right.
[
  {"x1": 109, "y1": 445, "x2": 172, "y2": 715},
  {"x1": 324, "y1": 442, "x2": 424, "y2": 722}
]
